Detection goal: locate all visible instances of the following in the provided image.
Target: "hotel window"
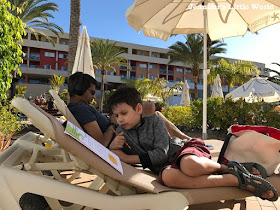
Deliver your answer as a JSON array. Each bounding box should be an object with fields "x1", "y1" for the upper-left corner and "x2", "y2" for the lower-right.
[
  {"x1": 44, "y1": 52, "x2": 55, "y2": 57},
  {"x1": 187, "y1": 79, "x2": 192, "y2": 83},
  {"x1": 176, "y1": 68, "x2": 183, "y2": 72},
  {"x1": 61, "y1": 66, "x2": 68, "y2": 71},
  {"x1": 59, "y1": 54, "x2": 68, "y2": 59},
  {"x1": 139, "y1": 63, "x2": 147, "y2": 68},
  {"x1": 61, "y1": 41, "x2": 69, "y2": 45},
  {"x1": 149, "y1": 64, "x2": 157, "y2": 69},
  {"x1": 185, "y1": 69, "x2": 192, "y2": 73},
  {"x1": 139, "y1": 74, "x2": 144, "y2": 78},
  {"x1": 176, "y1": 78, "x2": 181, "y2": 81},
  {"x1": 151, "y1": 76, "x2": 156, "y2": 80},
  {"x1": 151, "y1": 54, "x2": 158, "y2": 58},
  {"x1": 44, "y1": 65, "x2": 52, "y2": 69},
  {"x1": 139, "y1": 52, "x2": 146, "y2": 56}
]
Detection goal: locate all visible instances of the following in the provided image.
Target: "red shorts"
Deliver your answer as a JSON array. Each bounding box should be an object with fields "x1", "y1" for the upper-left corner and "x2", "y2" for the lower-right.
[{"x1": 158, "y1": 138, "x2": 211, "y2": 185}]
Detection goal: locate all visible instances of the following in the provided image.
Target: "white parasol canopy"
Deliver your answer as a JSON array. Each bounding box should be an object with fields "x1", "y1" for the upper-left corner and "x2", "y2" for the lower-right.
[
  {"x1": 211, "y1": 74, "x2": 224, "y2": 98},
  {"x1": 72, "y1": 26, "x2": 95, "y2": 78},
  {"x1": 225, "y1": 76, "x2": 280, "y2": 103},
  {"x1": 126, "y1": 0, "x2": 280, "y2": 139}
]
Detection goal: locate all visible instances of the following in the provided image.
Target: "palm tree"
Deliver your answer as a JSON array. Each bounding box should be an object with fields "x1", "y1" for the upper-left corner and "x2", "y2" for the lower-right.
[
  {"x1": 8, "y1": 0, "x2": 64, "y2": 46},
  {"x1": 68, "y1": 0, "x2": 80, "y2": 77},
  {"x1": 131, "y1": 77, "x2": 182, "y2": 103},
  {"x1": 91, "y1": 39, "x2": 129, "y2": 112},
  {"x1": 150, "y1": 78, "x2": 182, "y2": 103},
  {"x1": 167, "y1": 34, "x2": 227, "y2": 100},
  {"x1": 208, "y1": 58, "x2": 259, "y2": 93},
  {"x1": 49, "y1": 74, "x2": 65, "y2": 93},
  {"x1": 122, "y1": 78, "x2": 153, "y2": 99},
  {"x1": 262, "y1": 63, "x2": 280, "y2": 84}
]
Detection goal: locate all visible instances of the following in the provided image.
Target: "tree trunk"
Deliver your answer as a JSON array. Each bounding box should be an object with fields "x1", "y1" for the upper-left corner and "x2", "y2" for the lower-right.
[
  {"x1": 68, "y1": 0, "x2": 81, "y2": 78},
  {"x1": 194, "y1": 76, "x2": 198, "y2": 100},
  {"x1": 100, "y1": 70, "x2": 105, "y2": 113}
]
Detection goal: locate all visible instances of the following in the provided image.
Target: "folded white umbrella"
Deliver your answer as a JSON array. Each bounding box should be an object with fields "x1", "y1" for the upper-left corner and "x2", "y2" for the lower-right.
[
  {"x1": 72, "y1": 26, "x2": 95, "y2": 78},
  {"x1": 180, "y1": 80, "x2": 191, "y2": 105},
  {"x1": 211, "y1": 74, "x2": 224, "y2": 98},
  {"x1": 225, "y1": 76, "x2": 280, "y2": 103}
]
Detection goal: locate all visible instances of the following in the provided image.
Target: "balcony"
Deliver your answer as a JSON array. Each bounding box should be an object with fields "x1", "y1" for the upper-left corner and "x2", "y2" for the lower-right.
[
  {"x1": 29, "y1": 53, "x2": 40, "y2": 60},
  {"x1": 30, "y1": 65, "x2": 40, "y2": 68},
  {"x1": 120, "y1": 65, "x2": 127, "y2": 70},
  {"x1": 120, "y1": 75, "x2": 127, "y2": 79},
  {"x1": 131, "y1": 66, "x2": 136, "y2": 70},
  {"x1": 168, "y1": 70, "x2": 174, "y2": 74},
  {"x1": 130, "y1": 76, "x2": 136, "y2": 80},
  {"x1": 159, "y1": 69, "x2": 166, "y2": 74}
]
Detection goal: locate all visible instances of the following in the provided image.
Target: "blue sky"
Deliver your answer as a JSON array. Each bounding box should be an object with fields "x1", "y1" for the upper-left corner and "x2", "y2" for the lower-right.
[{"x1": 51, "y1": 0, "x2": 280, "y2": 71}]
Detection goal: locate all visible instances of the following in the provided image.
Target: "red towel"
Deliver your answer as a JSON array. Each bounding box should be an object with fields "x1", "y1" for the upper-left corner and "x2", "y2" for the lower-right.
[{"x1": 231, "y1": 125, "x2": 280, "y2": 141}]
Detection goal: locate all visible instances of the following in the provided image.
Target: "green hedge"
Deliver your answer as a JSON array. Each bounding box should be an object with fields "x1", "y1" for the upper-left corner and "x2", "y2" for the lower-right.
[{"x1": 161, "y1": 97, "x2": 280, "y2": 130}]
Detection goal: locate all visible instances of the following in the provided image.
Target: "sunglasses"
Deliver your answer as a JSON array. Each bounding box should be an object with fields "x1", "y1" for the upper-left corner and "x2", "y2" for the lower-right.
[{"x1": 88, "y1": 89, "x2": 96, "y2": 95}]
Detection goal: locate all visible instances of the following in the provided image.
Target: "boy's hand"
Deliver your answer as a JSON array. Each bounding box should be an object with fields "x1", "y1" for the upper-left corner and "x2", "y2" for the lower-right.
[
  {"x1": 109, "y1": 132, "x2": 125, "y2": 150},
  {"x1": 111, "y1": 149, "x2": 128, "y2": 162}
]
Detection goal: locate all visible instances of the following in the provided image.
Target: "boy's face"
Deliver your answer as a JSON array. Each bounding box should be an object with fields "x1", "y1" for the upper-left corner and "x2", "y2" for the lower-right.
[{"x1": 112, "y1": 102, "x2": 142, "y2": 130}]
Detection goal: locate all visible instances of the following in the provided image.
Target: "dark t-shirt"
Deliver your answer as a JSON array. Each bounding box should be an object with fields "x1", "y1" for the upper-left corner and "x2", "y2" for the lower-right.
[{"x1": 68, "y1": 103, "x2": 110, "y2": 133}]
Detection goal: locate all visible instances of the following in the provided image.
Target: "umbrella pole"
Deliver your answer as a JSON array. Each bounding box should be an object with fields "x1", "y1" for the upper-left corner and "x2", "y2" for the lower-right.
[{"x1": 202, "y1": 3, "x2": 208, "y2": 140}]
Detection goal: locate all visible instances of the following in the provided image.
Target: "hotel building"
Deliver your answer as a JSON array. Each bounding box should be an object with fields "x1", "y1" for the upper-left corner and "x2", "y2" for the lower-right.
[{"x1": 18, "y1": 29, "x2": 265, "y2": 102}]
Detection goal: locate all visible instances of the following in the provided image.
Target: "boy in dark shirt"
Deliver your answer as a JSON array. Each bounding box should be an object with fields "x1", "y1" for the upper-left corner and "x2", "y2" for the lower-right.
[{"x1": 107, "y1": 86, "x2": 278, "y2": 201}]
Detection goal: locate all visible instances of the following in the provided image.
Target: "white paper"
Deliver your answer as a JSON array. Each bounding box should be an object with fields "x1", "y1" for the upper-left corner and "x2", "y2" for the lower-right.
[{"x1": 64, "y1": 121, "x2": 123, "y2": 174}]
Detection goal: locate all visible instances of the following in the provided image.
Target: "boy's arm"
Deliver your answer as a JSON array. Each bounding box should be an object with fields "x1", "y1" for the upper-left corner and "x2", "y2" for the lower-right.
[{"x1": 112, "y1": 150, "x2": 140, "y2": 164}]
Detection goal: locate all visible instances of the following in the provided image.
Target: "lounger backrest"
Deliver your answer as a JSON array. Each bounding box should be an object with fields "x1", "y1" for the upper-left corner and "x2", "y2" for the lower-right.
[
  {"x1": 11, "y1": 97, "x2": 169, "y2": 194},
  {"x1": 49, "y1": 89, "x2": 82, "y2": 130}
]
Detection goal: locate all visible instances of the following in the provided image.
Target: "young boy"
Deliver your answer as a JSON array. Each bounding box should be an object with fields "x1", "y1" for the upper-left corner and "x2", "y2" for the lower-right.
[{"x1": 107, "y1": 86, "x2": 278, "y2": 201}]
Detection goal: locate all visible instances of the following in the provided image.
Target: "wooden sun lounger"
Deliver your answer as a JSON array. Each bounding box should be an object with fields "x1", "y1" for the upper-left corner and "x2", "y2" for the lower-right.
[{"x1": 0, "y1": 97, "x2": 279, "y2": 209}]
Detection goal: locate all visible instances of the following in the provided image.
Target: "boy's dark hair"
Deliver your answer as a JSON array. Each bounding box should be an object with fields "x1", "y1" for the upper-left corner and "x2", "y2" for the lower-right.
[
  {"x1": 107, "y1": 86, "x2": 142, "y2": 113},
  {"x1": 68, "y1": 72, "x2": 97, "y2": 97}
]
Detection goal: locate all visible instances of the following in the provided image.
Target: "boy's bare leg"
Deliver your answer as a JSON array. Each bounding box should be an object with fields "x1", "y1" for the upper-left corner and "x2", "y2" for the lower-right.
[
  {"x1": 161, "y1": 155, "x2": 274, "y2": 200},
  {"x1": 155, "y1": 111, "x2": 191, "y2": 140},
  {"x1": 179, "y1": 155, "x2": 226, "y2": 177},
  {"x1": 162, "y1": 167, "x2": 238, "y2": 188}
]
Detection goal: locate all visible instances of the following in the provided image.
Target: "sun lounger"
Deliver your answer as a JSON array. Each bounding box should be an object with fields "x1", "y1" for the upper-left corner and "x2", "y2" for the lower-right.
[{"x1": 0, "y1": 97, "x2": 279, "y2": 209}]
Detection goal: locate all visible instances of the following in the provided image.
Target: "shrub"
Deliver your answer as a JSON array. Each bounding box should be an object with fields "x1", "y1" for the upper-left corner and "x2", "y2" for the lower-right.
[
  {"x1": 161, "y1": 98, "x2": 280, "y2": 130},
  {"x1": 0, "y1": 101, "x2": 23, "y2": 152}
]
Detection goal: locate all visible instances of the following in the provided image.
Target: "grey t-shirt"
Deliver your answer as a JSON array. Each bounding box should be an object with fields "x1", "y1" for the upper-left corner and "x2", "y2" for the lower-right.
[{"x1": 116, "y1": 114, "x2": 187, "y2": 174}]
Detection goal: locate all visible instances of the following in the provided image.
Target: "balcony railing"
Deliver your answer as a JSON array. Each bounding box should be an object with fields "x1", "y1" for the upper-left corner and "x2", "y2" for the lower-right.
[
  {"x1": 29, "y1": 54, "x2": 40, "y2": 60},
  {"x1": 30, "y1": 65, "x2": 40, "y2": 68},
  {"x1": 131, "y1": 66, "x2": 136, "y2": 70},
  {"x1": 168, "y1": 70, "x2": 174, "y2": 74},
  {"x1": 130, "y1": 76, "x2": 136, "y2": 80},
  {"x1": 159, "y1": 69, "x2": 166, "y2": 74},
  {"x1": 120, "y1": 65, "x2": 127, "y2": 70}
]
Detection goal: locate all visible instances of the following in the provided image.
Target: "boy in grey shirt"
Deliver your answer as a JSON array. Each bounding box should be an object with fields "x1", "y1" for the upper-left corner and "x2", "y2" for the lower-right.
[{"x1": 107, "y1": 86, "x2": 277, "y2": 201}]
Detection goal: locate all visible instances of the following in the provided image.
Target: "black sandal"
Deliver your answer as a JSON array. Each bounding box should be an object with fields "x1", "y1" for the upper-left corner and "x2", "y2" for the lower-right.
[
  {"x1": 240, "y1": 162, "x2": 267, "y2": 179},
  {"x1": 224, "y1": 162, "x2": 278, "y2": 201}
]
